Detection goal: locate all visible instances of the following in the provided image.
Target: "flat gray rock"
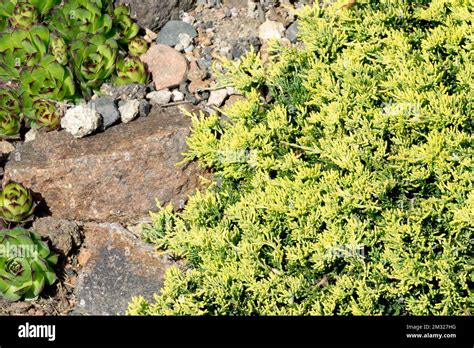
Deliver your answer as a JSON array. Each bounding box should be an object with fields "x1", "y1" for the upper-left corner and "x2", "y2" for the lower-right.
[
  {"x1": 157, "y1": 20, "x2": 197, "y2": 47},
  {"x1": 74, "y1": 223, "x2": 178, "y2": 315}
]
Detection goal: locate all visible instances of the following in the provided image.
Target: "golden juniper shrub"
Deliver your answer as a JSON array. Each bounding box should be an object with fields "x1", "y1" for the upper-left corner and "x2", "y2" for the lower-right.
[{"x1": 127, "y1": 0, "x2": 473, "y2": 315}]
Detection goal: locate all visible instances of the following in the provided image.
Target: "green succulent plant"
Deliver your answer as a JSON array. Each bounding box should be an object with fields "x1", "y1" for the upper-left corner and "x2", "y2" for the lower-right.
[
  {"x1": 0, "y1": 1, "x2": 14, "y2": 18},
  {"x1": 0, "y1": 182, "x2": 36, "y2": 223},
  {"x1": 0, "y1": 88, "x2": 21, "y2": 114},
  {"x1": 20, "y1": 55, "x2": 76, "y2": 103},
  {"x1": 0, "y1": 109, "x2": 22, "y2": 138},
  {"x1": 70, "y1": 33, "x2": 118, "y2": 96},
  {"x1": 10, "y1": 2, "x2": 38, "y2": 29},
  {"x1": 0, "y1": 228, "x2": 58, "y2": 302},
  {"x1": 112, "y1": 5, "x2": 139, "y2": 44},
  {"x1": 29, "y1": 0, "x2": 61, "y2": 16},
  {"x1": 128, "y1": 36, "x2": 148, "y2": 57},
  {"x1": 50, "y1": 0, "x2": 113, "y2": 42},
  {"x1": 113, "y1": 56, "x2": 148, "y2": 85},
  {"x1": 0, "y1": 18, "x2": 7, "y2": 33},
  {"x1": 0, "y1": 26, "x2": 50, "y2": 70},
  {"x1": 0, "y1": 0, "x2": 148, "y2": 132},
  {"x1": 25, "y1": 99, "x2": 61, "y2": 130}
]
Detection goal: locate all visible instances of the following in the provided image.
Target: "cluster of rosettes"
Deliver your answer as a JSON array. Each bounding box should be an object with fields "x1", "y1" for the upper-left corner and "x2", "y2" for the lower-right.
[
  {"x1": 0, "y1": 0, "x2": 149, "y2": 138},
  {"x1": 0, "y1": 182, "x2": 58, "y2": 302}
]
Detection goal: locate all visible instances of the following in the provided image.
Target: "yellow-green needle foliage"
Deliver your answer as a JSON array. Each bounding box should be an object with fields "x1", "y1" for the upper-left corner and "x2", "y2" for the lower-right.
[{"x1": 128, "y1": 0, "x2": 473, "y2": 316}]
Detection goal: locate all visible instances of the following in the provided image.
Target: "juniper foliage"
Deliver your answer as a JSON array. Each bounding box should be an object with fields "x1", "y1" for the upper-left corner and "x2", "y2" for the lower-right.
[{"x1": 128, "y1": 0, "x2": 473, "y2": 315}]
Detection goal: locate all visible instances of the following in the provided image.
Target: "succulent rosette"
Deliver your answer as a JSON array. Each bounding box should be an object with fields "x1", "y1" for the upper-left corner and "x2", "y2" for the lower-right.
[
  {"x1": 50, "y1": 0, "x2": 113, "y2": 42},
  {"x1": 128, "y1": 36, "x2": 148, "y2": 57},
  {"x1": 9, "y1": 2, "x2": 38, "y2": 30},
  {"x1": 113, "y1": 5, "x2": 139, "y2": 44},
  {"x1": 0, "y1": 109, "x2": 22, "y2": 138},
  {"x1": 0, "y1": 182, "x2": 36, "y2": 223},
  {"x1": 20, "y1": 55, "x2": 75, "y2": 102},
  {"x1": 0, "y1": 26, "x2": 50, "y2": 69},
  {"x1": 0, "y1": 228, "x2": 58, "y2": 302},
  {"x1": 25, "y1": 99, "x2": 61, "y2": 130},
  {"x1": 0, "y1": 88, "x2": 21, "y2": 114},
  {"x1": 70, "y1": 33, "x2": 118, "y2": 95},
  {"x1": 113, "y1": 56, "x2": 148, "y2": 85}
]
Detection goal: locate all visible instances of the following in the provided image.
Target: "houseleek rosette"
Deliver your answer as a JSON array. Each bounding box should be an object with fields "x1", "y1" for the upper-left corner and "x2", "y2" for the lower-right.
[
  {"x1": 0, "y1": 182, "x2": 36, "y2": 223},
  {"x1": 128, "y1": 36, "x2": 148, "y2": 56},
  {"x1": 50, "y1": 0, "x2": 113, "y2": 42},
  {"x1": 113, "y1": 56, "x2": 148, "y2": 85},
  {"x1": 71, "y1": 34, "x2": 118, "y2": 96},
  {"x1": 0, "y1": 109, "x2": 21, "y2": 138},
  {"x1": 9, "y1": 2, "x2": 38, "y2": 29},
  {"x1": 0, "y1": 88, "x2": 20, "y2": 114},
  {"x1": 25, "y1": 100, "x2": 61, "y2": 131},
  {"x1": 113, "y1": 5, "x2": 139, "y2": 44},
  {"x1": 0, "y1": 228, "x2": 57, "y2": 302},
  {"x1": 20, "y1": 55, "x2": 75, "y2": 102},
  {"x1": 0, "y1": 26, "x2": 50, "y2": 69}
]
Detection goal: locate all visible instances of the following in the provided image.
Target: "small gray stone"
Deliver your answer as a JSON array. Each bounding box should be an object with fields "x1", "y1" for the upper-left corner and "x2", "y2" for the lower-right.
[
  {"x1": 61, "y1": 105, "x2": 101, "y2": 138},
  {"x1": 184, "y1": 44, "x2": 195, "y2": 53},
  {"x1": 147, "y1": 90, "x2": 172, "y2": 105},
  {"x1": 157, "y1": 20, "x2": 197, "y2": 47},
  {"x1": 171, "y1": 90, "x2": 185, "y2": 102},
  {"x1": 201, "y1": 91, "x2": 210, "y2": 100},
  {"x1": 197, "y1": 58, "x2": 211, "y2": 70},
  {"x1": 258, "y1": 20, "x2": 285, "y2": 41},
  {"x1": 119, "y1": 99, "x2": 141, "y2": 123},
  {"x1": 230, "y1": 7, "x2": 239, "y2": 17},
  {"x1": 174, "y1": 43, "x2": 184, "y2": 51},
  {"x1": 285, "y1": 21, "x2": 299, "y2": 43},
  {"x1": 139, "y1": 99, "x2": 151, "y2": 117},
  {"x1": 181, "y1": 13, "x2": 195, "y2": 25},
  {"x1": 24, "y1": 130, "x2": 38, "y2": 143},
  {"x1": 178, "y1": 33, "x2": 193, "y2": 49},
  {"x1": 231, "y1": 37, "x2": 261, "y2": 60},
  {"x1": 207, "y1": 88, "x2": 228, "y2": 107},
  {"x1": 88, "y1": 97, "x2": 120, "y2": 130},
  {"x1": 185, "y1": 93, "x2": 198, "y2": 105},
  {"x1": 179, "y1": 82, "x2": 188, "y2": 94}
]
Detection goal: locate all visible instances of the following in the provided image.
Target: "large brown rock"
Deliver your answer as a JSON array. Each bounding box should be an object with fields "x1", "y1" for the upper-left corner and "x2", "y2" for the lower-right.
[
  {"x1": 3, "y1": 106, "x2": 206, "y2": 224},
  {"x1": 114, "y1": 0, "x2": 196, "y2": 31}
]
